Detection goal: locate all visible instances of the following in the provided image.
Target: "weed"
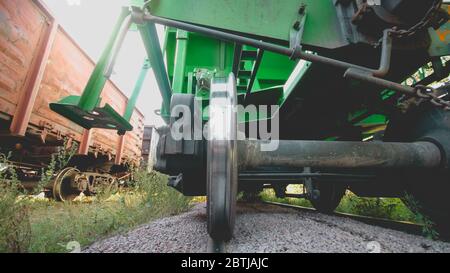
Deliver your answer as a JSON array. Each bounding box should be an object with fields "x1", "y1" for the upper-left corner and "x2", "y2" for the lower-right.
[
  {"x1": 402, "y1": 193, "x2": 439, "y2": 240},
  {"x1": 0, "y1": 154, "x2": 31, "y2": 253},
  {"x1": 34, "y1": 139, "x2": 78, "y2": 195}
]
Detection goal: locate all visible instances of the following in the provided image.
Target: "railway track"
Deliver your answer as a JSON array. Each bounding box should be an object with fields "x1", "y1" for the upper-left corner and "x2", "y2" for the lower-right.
[
  {"x1": 263, "y1": 201, "x2": 425, "y2": 237},
  {"x1": 206, "y1": 201, "x2": 425, "y2": 253},
  {"x1": 84, "y1": 203, "x2": 450, "y2": 253}
]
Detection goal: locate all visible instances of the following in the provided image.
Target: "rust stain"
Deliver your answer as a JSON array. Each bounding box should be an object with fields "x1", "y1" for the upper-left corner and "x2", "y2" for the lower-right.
[
  {"x1": 433, "y1": 4, "x2": 450, "y2": 42},
  {"x1": 436, "y1": 29, "x2": 450, "y2": 42}
]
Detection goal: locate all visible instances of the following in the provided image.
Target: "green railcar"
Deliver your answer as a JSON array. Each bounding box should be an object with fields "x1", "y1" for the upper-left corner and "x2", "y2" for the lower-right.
[{"x1": 51, "y1": 0, "x2": 450, "y2": 241}]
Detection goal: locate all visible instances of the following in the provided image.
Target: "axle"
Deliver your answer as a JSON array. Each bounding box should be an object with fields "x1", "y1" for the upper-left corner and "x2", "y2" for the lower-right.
[{"x1": 237, "y1": 140, "x2": 442, "y2": 170}]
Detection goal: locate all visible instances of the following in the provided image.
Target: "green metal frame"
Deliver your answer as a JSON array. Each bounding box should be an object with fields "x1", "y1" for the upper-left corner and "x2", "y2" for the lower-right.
[
  {"x1": 153, "y1": 1, "x2": 449, "y2": 138},
  {"x1": 50, "y1": 8, "x2": 134, "y2": 132},
  {"x1": 50, "y1": 0, "x2": 450, "y2": 141},
  {"x1": 147, "y1": 0, "x2": 347, "y2": 49},
  {"x1": 138, "y1": 22, "x2": 172, "y2": 122}
]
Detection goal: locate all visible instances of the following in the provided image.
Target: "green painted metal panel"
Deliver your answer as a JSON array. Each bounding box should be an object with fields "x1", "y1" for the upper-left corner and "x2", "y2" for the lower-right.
[
  {"x1": 147, "y1": 0, "x2": 348, "y2": 49},
  {"x1": 124, "y1": 0, "x2": 446, "y2": 139},
  {"x1": 50, "y1": 96, "x2": 133, "y2": 132},
  {"x1": 163, "y1": 31, "x2": 297, "y2": 95}
]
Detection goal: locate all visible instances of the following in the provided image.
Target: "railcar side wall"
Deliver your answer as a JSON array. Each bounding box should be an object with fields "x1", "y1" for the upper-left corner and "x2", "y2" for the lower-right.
[{"x1": 0, "y1": 0, "x2": 144, "y2": 165}]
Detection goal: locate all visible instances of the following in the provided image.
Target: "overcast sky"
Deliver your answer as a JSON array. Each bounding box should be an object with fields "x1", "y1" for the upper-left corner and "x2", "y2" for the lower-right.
[{"x1": 42, "y1": 0, "x2": 165, "y2": 127}]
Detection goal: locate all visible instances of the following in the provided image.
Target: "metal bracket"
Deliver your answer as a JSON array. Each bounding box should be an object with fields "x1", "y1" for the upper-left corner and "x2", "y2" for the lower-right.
[
  {"x1": 168, "y1": 174, "x2": 184, "y2": 192},
  {"x1": 289, "y1": 4, "x2": 307, "y2": 60},
  {"x1": 131, "y1": 6, "x2": 146, "y2": 25}
]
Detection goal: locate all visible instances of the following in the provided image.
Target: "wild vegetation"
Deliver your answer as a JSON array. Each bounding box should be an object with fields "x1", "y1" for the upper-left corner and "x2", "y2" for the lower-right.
[
  {"x1": 260, "y1": 185, "x2": 439, "y2": 240},
  {"x1": 0, "y1": 140, "x2": 441, "y2": 253},
  {"x1": 0, "y1": 148, "x2": 192, "y2": 253}
]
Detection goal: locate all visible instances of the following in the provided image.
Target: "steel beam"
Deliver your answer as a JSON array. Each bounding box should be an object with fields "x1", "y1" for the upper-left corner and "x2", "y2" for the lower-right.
[
  {"x1": 138, "y1": 22, "x2": 172, "y2": 122},
  {"x1": 77, "y1": 8, "x2": 131, "y2": 112},
  {"x1": 172, "y1": 30, "x2": 189, "y2": 93},
  {"x1": 78, "y1": 129, "x2": 92, "y2": 155},
  {"x1": 245, "y1": 49, "x2": 264, "y2": 98},
  {"x1": 123, "y1": 59, "x2": 151, "y2": 122},
  {"x1": 115, "y1": 59, "x2": 150, "y2": 163},
  {"x1": 232, "y1": 44, "x2": 243, "y2": 77},
  {"x1": 115, "y1": 135, "x2": 126, "y2": 165}
]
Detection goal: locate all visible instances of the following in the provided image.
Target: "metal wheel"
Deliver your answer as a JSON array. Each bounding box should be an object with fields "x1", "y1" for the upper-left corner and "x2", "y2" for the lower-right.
[
  {"x1": 53, "y1": 167, "x2": 82, "y2": 202},
  {"x1": 273, "y1": 184, "x2": 288, "y2": 199},
  {"x1": 305, "y1": 179, "x2": 346, "y2": 214},
  {"x1": 241, "y1": 185, "x2": 263, "y2": 203},
  {"x1": 207, "y1": 74, "x2": 238, "y2": 241}
]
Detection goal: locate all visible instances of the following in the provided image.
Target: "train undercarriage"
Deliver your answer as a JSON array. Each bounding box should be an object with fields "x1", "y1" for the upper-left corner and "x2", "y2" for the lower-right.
[
  {"x1": 0, "y1": 132, "x2": 133, "y2": 202},
  {"x1": 41, "y1": 0, "x2": 450, "y2": 241}
]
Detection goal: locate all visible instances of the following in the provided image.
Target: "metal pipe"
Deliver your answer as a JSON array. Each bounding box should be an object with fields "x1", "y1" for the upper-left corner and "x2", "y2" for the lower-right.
[
  {"x1": 238, "y1": 140, "x2": 442, "y2": 170},
  {"x1": 141, "y1": 13, "x2": 392, "y2": 77},
  {"x1": 239, "y1": 172, "x2": 375, "y2": 180},
  {"x1": 142, "y1": 13, "x2": 294, "y2": 56},
  {"x1": 374, "y1": 30, "x2": 393, "y2": 77},
  {"x1": 137, "y1": 13, "x2": 426, "y2": 101},
  {"x1": 344, "y1": 68, "x2": 416, "y2": 96}
]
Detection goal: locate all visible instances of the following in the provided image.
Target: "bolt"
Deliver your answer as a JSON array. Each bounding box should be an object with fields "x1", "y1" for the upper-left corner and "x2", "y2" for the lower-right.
[
  {"x1": 293, "y1": 21, "x2": 301, "y2": 31},
  {"x1": 299, "y1": 4, "x2": 306, "y2": 14}
]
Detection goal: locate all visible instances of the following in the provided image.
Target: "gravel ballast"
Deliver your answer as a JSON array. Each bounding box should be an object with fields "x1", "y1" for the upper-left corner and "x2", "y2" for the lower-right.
[{"x1": 84, "y1": 203, "x2": 450, "y2": 253}]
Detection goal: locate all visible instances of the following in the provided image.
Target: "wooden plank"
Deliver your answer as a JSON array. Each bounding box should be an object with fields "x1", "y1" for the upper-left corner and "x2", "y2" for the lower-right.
[{"x1": 0, "y1": 0, "x2": 47, "y2": 117}]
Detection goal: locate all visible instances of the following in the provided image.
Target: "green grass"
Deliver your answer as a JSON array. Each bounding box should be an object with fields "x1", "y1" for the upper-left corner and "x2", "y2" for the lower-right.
[
  {"x1": 261, "y1": 187, "x2": 443, "y2": 239},
  {"x1": 1, "y1": 141, "x2": 193, "y2": 253},
  {"x1": 336, "y1": 193, "x2": 417, "y2": 222},
  {"x1": 260, "y1": 185, "x2": 417, "y2": 223},
  {"x1": 0, "y1": 171, "x2": 192, "y2": 253},
  {"x1": 261, "y1": 188, "x2": 440, "y2": 240}
]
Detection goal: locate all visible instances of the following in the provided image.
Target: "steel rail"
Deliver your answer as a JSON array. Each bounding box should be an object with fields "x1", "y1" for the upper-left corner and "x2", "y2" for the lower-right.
[{"x1": 263, "y1": 201, "x2": 424, "y2": 236}]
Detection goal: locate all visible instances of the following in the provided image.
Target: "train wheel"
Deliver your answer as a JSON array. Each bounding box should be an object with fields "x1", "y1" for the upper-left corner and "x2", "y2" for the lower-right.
[
  {"x1": 305, "y1": 179, "x2": 346, "y2": 214},
  {"x1": 53, "y1": 167, "x2": 82, "y2": 202},
  {"x1": 241, "y1": 186, "x2": 262, "y2": 203},
  {"x1": 273, "y1": 184, "x2": 288, "y2": 199},
  {"x1": 207, "y1": 74, "x2": 238, "y2": 241},
  {"x1": 384, "y1": 86, "x2": 450, "y2": 238}
]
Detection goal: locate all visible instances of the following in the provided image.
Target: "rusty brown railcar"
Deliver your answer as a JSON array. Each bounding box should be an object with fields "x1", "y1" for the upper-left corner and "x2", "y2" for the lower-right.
[{"x1": 0, "y1": 0, "x2": 145, "y2": 200}]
